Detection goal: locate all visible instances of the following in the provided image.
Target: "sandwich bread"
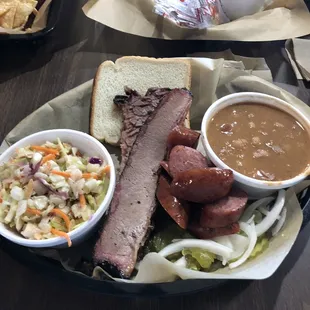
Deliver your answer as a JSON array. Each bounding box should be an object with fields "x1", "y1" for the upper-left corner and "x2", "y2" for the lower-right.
[{"x1": 90, "y1": 56, "x2": 192, "y2": 145}]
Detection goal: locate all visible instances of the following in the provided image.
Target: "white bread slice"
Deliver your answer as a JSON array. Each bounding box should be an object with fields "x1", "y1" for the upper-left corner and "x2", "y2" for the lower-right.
[{"x1": 90, "y1": 56, "x2": 191, "y2": 145}]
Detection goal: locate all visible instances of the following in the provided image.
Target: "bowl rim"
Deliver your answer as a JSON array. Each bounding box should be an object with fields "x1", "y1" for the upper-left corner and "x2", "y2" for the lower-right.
[
  {"x1": 0, "y1": 129, "x2": 116, "y2": 247},
  {"x1": 201, "y1": 92, "x2": 310, "y2": 190}
]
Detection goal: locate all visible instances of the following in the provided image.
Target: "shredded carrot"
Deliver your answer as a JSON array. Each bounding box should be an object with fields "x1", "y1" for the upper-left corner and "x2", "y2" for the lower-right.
[
  {"x1": 51, "y1": 228, "x2": 72, "y2": 247},
  {"x1": 79, "y1": 194, "x2": 86, "y2": 208},
  {"x1": 26, "y1": 208, "x2": 42, "y2": 216},
  {"x1": 42, "y1": 154, "x2": 56, "y2": 164},
  {"x1": 103, "y1": 165, "x2": 110, "y2": 174},
  {"x1": 25, "y1": 179, "x2": 34, "y2": 199},
  {"x1": 99, "y1": 165, "x2": 111, "y2": 178},
  {"x1": 46, "y1": 162, "x2": 52, "y2": 171},
  {"x1": 50, "y1": 170, "x2": 71, "y2": 178},
  {"x1": 82, "y1": 173, "x2": 98, "y2": 180},
  {"x1": 31, "y1": 146, "x2": 59, "y2": 155},
  {"x1": 0, "y1": 195, "x2": 2, "y2": 203},
  {"x1": 49, "y1": 209, "x2": 71, "y2": 231}
]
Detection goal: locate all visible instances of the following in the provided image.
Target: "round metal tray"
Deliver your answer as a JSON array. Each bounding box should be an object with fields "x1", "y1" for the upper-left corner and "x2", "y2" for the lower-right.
[{"x1": 1, "y1": 187, "x2": 309, "y2": 297}]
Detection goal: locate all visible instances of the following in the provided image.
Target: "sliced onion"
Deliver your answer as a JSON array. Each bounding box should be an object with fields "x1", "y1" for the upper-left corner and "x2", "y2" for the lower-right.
[
  {"x1": 258, "y1": 206, "x2": 281, "y2": 220},
  {"x1": 174, "y1": 256, "x2": 187, "y2": 268},
  {"x1": 272, "y1": 207, "x2": 287, "y2": 236},
  {"x1": 240, "y1": 196, "x2": 274, "y2": 222},
  {"x1": 246, "y1": 214, "x2": 255, "y2": 224},
  {"x1": 213, "y1": 236, "x2": 233, "y2": 250},
  {"x1": 255, "y1": 190, "x2": 286, "y2": 237},
  {"x1": 229, "y1": 221, "x2": 257, "y2": 269},
  {"x1": 158, "y1": 239, "x2": 233, "y2": 262}
]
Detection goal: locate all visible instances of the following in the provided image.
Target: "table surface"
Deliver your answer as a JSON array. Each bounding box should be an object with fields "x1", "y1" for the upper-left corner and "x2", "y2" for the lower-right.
[{"x1": 1, "y1": 1, "x2": 310, "y2": 309}]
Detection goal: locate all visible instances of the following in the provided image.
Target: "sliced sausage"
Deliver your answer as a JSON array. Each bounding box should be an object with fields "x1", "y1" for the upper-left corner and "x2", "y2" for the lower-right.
[
  {"x1": 168, "y1": 146, "x2": 208, "y2": 178},
  {"x1": 156, "y1": 175, "x2": 190, "y2": 229},
  {"x1": 167, "y1": 126, "x2": 200, "y2": 151},
  {"x1": 200, "y1": 188, "x2": 248, "y2": 228},
  {"x1": 189, "y1": 222, "x2": 240, "y2": 239},
  {"x1": 170, "y1": 168, "x2": 234, "y2": 203}
]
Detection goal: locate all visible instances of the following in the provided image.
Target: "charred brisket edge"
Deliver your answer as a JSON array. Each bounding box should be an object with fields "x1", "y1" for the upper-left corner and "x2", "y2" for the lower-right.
[
  {"x1": 124, "y1": 89, "x2": 192, "y2": 270},
  {"x1": 95, "y1": 89, "x2": 192, "y2": 277},
  {"x1": 94, "y1": 89, "x2": 172, "y2": 272},
  {"x1": 114, "y1": 87, "x2": 172, "y2": 178}
]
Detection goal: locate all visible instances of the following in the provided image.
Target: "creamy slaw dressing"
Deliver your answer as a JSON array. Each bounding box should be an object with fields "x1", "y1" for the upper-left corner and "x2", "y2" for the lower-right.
[{"x1": 0, "y1": 139, "x2": 110, "y2": 246}]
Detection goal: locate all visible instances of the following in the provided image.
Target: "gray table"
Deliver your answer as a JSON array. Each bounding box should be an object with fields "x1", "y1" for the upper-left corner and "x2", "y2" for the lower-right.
[{"x1": 0, "y1": 1, "x2": 310, "y2": 309}]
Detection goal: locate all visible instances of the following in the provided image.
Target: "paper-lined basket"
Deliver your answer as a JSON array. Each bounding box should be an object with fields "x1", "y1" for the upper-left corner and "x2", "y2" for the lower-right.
[{"x1": 1, "y1": 57, "x2": 309, "y2": 283}]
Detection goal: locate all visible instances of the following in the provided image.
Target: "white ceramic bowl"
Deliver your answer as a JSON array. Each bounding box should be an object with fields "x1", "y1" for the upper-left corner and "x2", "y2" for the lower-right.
[
  {"x1": 201, "y1": 92, "x2": 310, "y2": 198},
  {"x1": 0, "y1": 129, "x2": 116, "y2": 248}
]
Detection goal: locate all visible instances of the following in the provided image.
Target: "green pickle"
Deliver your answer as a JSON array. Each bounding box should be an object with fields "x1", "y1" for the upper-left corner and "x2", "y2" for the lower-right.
[{"x1": 182, "y1": 248, "x2": 215, "y2": 271}]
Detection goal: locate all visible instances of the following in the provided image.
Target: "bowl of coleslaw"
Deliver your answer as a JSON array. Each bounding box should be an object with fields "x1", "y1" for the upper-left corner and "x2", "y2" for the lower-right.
[{"x1": 0, "y1": 129, "x2": 116, "y2": 248}]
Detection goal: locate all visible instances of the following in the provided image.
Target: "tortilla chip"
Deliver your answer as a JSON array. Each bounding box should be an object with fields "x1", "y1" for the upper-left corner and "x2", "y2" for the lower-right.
[
  {"x1": 0, "y1": 0, "x2": 37, "y2": 29},
  {"x1": 13, "y1": 0, "x2": 37, "y2": 28},
  {"x1": 0, "y1": 1, "x2": 18, "y2": 29},
  {"x1": 0, "y1": 4, "x2": 11, "y2": 17}
]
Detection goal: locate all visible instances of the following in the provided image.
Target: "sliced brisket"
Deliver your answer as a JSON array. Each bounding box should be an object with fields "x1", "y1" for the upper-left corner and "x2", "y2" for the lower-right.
[
  {"x1": 94, "y1": 88, "x2": 192, "y2": 278},
  {"x1": 114, "y1": 87, "x2": 171, "y2": 175}
]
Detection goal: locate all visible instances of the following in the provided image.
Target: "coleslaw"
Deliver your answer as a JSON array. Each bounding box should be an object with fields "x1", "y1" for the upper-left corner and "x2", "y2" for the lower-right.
[{"x1": 0, "y1": 138, "x2": 110, "y2": 247}]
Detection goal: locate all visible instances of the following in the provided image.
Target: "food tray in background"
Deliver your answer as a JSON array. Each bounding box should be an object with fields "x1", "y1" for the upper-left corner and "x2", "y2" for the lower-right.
[{"x1": 0, "y1": 0, "x2": 63, "y2": 41}]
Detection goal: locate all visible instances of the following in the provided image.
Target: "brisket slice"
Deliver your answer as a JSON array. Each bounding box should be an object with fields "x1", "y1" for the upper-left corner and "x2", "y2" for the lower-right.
[
  {"x1": 94, "y1": 89, "x2": 192, "y2": 278},
  {"x1": 114, "y1": 87, "x2": 171, "y2": 175}
]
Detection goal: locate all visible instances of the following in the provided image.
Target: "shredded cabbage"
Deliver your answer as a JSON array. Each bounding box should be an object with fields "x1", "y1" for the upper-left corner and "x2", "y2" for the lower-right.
[{"x1": 0, "y1": 139, "x2": 110, "y2": 246}]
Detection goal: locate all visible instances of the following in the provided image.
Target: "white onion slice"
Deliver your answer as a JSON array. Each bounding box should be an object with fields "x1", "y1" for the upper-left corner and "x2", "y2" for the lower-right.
[
  {"x1": 158, "y1": 239, "x2": 233, "y2": 262},
  {"x1": 174, "y1": 256, "x2": 187, "y2": 268},
  {"x1": 229, "y1": 221, "x2": 257, "y2": 269},
  {"x1": 213, "y1": 236, "x2": 232, "y2": 250},
  {"x1": 246, "y1": 214, "x2": 256, "y2": 224},
  {"x1": 213, "y1": 234, "x2": 249, "y2": 265},
  {"x1": 272, "y1": 207, "x2": 287, "y2": 236},
  {"x1": 255, "y1": 190, "x2": 286, "y2": 237},
  {"x1": 240, "y1": 197, "x2": 275, "y2": 222},
  {"x1": 258, "y1": 206, "x2": 281, "y2": 220}
]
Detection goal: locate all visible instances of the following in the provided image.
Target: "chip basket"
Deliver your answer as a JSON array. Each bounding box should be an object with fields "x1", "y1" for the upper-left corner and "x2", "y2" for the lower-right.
[{"x1": 0, "y1": 0, "x2": 63, "y2": 41}]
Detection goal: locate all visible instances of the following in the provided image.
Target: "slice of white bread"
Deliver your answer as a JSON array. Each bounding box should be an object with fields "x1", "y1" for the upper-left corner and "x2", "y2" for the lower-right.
[{"x1": 90, "y1": 56, "x2": 192, "y2": 145}]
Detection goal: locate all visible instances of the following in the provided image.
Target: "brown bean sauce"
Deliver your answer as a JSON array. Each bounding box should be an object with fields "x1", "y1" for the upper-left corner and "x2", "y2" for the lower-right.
[{"x1": 207, "y1": 103, "x2": 310, "y2": 181}]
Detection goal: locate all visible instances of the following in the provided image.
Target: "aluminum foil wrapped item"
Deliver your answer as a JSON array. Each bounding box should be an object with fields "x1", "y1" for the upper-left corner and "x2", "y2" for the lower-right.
[{"x1": 154, "y1": 0, "x2": 230, "y2": 29}]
